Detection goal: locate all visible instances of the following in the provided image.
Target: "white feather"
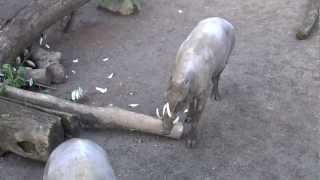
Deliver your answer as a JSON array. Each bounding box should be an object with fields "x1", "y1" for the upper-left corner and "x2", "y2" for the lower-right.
[
  {"x1": 28, "y1": 78, "x2": 33, "y2": 87},
  {"x1": 102, "y1": 58, "x2": 109, "y2": 62},
  {"x1": 128, "y1": 104, "x2": 139, "y2": 108},
  {"x1": 71, "y1": 91, "x2": 76, "y2": 101},
  {"x1": 107, "y1": 73, "x2": 114, "y2": 79},
  {"x1": 96, "y1": 87, "x2": 107, "y2": 94},
  {"x1": 39, "y1": 37, "x2": 43, "y2": 45}
]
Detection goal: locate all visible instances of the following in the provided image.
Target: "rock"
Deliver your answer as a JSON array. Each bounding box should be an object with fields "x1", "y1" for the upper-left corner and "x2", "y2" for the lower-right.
[
  {"x1": 43, "y1": 138, "x2": 116, "y2": 180},
  {"x1": 98, "y1": 0, "x2": 141, "y2": 15},
  {"x1": 32, "y1": 47, "x2": 62, "y2": 68},
  {"x1": 26, "y1": 68, "x2": 52, "y2": 86},
  {"x1": 47, "y1": 63, "x2": 66, "y2": 84}
]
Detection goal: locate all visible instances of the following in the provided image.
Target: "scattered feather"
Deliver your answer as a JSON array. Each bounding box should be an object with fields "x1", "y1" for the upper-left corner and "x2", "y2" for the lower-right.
[
  {"x1": 39, "y1": 37, "x2": 43, "y2": 45},
  {"x1": 28, "y1": 78, "x2": 33, "y2": 87},
  {"x1": 73, "y1": 58, "x2": 79, "y2": 63},
  {"x1": 96, "y1": 87, "x2": 107, "y2": 94},
  {"x1": 16, "y1": 56, "x2": 22, "y2": 65},
  {"x1": 102, "y1": 57, "x2": 110, "y2": 62},
  {"x1": 128, "y1": 92, "x2": 136, "y2": 96},
  {"x1": 107, "y1": 73, "x2": 114, "y2": 79},
  {"x1": 45, "y1": 44, "x2": 50, "y2": 49},
  {"x1": 178, "y1": 10, "x2": 183, "y2": 14},
  {"x1": 128, "y1": 104, "x2": 139, "y2": 108},
  {"x1": 71, "y1": 87, "x2": 84, "y2": 101},
  {"x1": 71, "y1": 70, "x2": 76, "y2": 74},
  {"x1": 184, "y1": 108, "x2": 189, "y2": 113}
]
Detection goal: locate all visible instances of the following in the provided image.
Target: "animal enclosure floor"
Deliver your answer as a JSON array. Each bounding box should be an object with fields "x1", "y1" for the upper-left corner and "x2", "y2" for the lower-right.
[{"x1": 0, "y1": 0, "x2": 319, "y2": 179}]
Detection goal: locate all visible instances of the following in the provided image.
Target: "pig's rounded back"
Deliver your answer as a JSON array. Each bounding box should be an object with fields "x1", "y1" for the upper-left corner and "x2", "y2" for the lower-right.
[{"x1": 43, "y1": 138, "x2": 115, "y2": 180}]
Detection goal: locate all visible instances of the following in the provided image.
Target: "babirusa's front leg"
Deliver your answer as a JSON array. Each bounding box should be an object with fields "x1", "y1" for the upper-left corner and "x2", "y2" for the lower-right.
[{"x1": 185, "y1": 96, "x2": 206, "y2": 148}]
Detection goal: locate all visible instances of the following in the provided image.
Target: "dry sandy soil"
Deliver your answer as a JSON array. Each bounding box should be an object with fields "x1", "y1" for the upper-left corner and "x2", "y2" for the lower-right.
[{"x1": 0, "y1": 0, "x2": 319, "y2": 179}]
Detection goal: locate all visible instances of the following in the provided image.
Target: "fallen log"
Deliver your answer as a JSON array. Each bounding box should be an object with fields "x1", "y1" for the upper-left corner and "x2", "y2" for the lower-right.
[
  {"x1": 0, "y1": 0, "x2": 90, "y2": 65},
  {"x1": 0, "y1": 96, "x2": 80, "y2": 139},
  {"x1": 0, "y1": 98, "x2": 65, "y2": 161},
  {"x1": 0, "y1": 83, "x2": 185, "y2": 139}
]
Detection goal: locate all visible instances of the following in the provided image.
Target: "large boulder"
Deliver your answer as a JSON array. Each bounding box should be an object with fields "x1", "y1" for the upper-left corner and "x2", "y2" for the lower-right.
[
  {"x1": 98, "y1": 0, "x2": 141, "y2": 15},
  {"x1": 43, "y1": 138, "x2": 116, "y2": 180}
]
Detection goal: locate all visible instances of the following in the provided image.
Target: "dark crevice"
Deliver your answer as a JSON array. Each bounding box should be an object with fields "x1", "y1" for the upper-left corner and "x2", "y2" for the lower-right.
[{"x1": 17, "y1": 141, "x2": 36, "y2": 153}]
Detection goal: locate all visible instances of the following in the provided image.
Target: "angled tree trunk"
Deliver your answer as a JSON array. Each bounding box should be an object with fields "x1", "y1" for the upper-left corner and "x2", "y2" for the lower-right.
[{"x1": 0, "y1": 0, "x2": 89, "y2": 65}]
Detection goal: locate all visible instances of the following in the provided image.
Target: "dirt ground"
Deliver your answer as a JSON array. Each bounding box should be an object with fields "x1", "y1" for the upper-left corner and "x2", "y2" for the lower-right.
[{"x1": 0, "y1": 0, "x2": 319, "y2": 179}]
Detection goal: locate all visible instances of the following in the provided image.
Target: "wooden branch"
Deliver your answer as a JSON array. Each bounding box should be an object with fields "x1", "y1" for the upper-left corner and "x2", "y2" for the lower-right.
[
  {"x1": 0, "y1": 83, "x2": 185, "y2": 139},
  {"x1": 0, "y1": 0, "x2": 90, "y2": 65},
  {"x1": 0, "y1": 98, "x2": 65, "y2": 161}
]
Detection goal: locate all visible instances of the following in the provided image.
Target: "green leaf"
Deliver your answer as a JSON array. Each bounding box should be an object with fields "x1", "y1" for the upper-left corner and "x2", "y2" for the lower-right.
[
  {"x1": 2, "y1": 64, "x2": 14, "y2": 81},
  {"x1": 17, "y1": 66, "x2": 28, "y2": 79},
  {"x1": 14, "y1": 76, "x2": 26, "y2": 88},
  {"x1": 0, "y1": 85, "x2": 6, "y2": 96},
  {"x1": 1, "y1": 64, "x2": 27, "y2": 88}
]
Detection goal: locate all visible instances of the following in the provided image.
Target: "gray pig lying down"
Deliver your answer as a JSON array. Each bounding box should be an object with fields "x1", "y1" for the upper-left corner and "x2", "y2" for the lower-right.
[
  {"x1": 162, "y1": 17, "x2": 235, "y2": 148},
  {"x1": 43, "y1": 138, "x2": 116, "y2": 180}
]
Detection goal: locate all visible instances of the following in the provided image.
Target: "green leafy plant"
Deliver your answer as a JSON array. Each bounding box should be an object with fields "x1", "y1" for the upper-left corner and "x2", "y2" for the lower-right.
[
  {"x1": 0, "y1": 85, "x2": 6, "y2": 96},
  {"x1": 1, "y1": 64, "x2": 28, "y2": 88}
]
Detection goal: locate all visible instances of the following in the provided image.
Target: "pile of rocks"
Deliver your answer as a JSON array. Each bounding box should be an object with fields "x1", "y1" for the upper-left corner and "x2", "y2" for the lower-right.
[{"x1": 16, "y1": 46, "x2": 66, "y2": 87}]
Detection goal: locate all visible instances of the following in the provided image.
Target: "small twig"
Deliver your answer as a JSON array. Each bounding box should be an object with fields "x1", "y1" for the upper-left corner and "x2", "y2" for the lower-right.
[{"x1": 34, "y1": 82, "x2": 57, "y2": 90}]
